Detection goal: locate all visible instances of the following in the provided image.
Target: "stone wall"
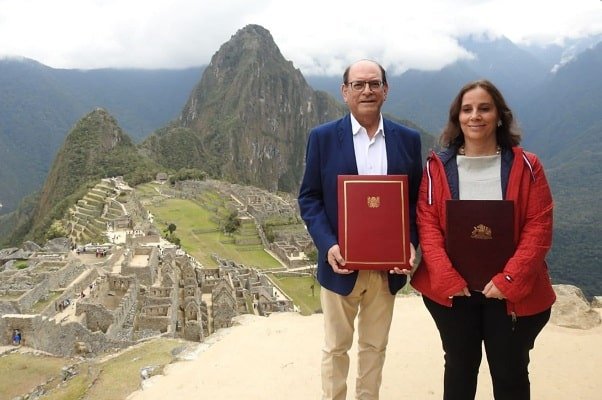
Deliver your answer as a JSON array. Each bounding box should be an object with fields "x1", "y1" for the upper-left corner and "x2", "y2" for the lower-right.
[
  {"x1": 0, "y1": 178, "x2": 308, "y2": 357},
  {"x1": 77, "y1": 302, "x2": 113, "y2": 333},
  {"x1": 1, "y1": 314, "x2": 134, "y2": 357},
  {"x1": 46, "y1": 267, "x2": 101, "y2": 316},
  {"x1": 121, "y1": 246, "x2": 158, "y2": 286},
  {"x1": 1, "y1": 259, "x2": 89, "y2": 314},
  {"x1": 105, "y1": 275, "x2": 138, "y2": 339},
  {"x1": 0, "y1": 302, "x2": 19, "y2": 315},
  {"x1": 137, "y1": 305, "x2": 172, "y2": 333}
]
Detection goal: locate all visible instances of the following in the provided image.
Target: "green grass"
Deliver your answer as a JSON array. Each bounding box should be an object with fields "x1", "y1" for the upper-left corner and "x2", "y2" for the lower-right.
[
  {"x1": 144, "y1": 195, "x2": 281, "y2": 269},
  {"x1": 134, "y1": 182, "x2": 159, "y2": 196},
  {"x1": 268, "y1": 274, "x2": 322, "y2": 315},
  {"x1": 135, "y1": 182, "x2": 317, "y2": 315},
  {"x1": 0, "y1": 353, "x2": 69, "y2": 399},
  {"x1": 15, "y1": 260, "x2": 29, "y2": 269},
  {"x1": 0, "y1": 339, "x2": 187, "y2": 400},
  {"x1": 81, "y1": 339, "x2": 184, "y2": 400}
]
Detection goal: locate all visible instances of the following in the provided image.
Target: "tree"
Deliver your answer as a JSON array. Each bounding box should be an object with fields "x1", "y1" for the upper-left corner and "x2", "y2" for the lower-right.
[
  {"x1": 46, "y1": 220, "x2": 68, "y2": 241},
  {"x1": 163, "y1": 223, "x2": 180, "y2": 246},
  {"x1": 224, "y1": 211, "x2": 240, "y2": 234},
  {"x1": 166, "y1": 223, "x2": 177, "y2": 236},
  {"x1": 306, "y1": 248, "x2": 318, "y2": 263}
]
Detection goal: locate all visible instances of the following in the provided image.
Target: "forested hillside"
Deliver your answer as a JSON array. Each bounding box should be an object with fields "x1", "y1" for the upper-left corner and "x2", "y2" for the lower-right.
[{"x1": 0, "y1": 59, "x2": 202, "y2": 213}]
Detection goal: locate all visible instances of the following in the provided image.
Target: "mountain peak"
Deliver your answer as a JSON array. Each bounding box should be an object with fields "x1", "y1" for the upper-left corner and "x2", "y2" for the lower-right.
[
  {"x1": 65, "y1": 107, "x2": 131, "y2": 152},
  {"x1": 205, "y1": 23, "x2": 289, "y2": 84},
  {"x1": 230, "y1": 24, "x2": 275, "y2": 45},
  {"x1": 148, "y1": 25, "x2": 344, "y2": 193}
]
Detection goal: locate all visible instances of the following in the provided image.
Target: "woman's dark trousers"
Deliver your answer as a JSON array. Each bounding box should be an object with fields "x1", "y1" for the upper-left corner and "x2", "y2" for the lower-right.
[{"x1": 423, "y1": 293, "x2": 550, "y2": 400}]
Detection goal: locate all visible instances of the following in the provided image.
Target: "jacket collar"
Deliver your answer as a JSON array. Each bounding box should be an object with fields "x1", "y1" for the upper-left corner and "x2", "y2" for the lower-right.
[{"x1": 436, "y1": 145, "x2": 457, "y2": 165}]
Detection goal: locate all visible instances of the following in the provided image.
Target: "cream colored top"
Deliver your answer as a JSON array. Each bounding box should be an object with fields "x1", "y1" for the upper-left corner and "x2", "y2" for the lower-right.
[{"x1": 457, "y1": 155, "x2": 502, "y2": 200}]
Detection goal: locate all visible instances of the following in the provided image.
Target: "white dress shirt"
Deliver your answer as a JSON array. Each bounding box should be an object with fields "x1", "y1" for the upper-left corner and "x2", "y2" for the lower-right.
[{"x1": 350, "y1": 113, "x2": 388, "y2": 175}]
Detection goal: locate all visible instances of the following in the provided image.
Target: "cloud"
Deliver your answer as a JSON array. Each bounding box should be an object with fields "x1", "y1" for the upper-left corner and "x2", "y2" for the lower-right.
[{"x1": 0, "y1": 0, "x2": 600, "y2": 75}]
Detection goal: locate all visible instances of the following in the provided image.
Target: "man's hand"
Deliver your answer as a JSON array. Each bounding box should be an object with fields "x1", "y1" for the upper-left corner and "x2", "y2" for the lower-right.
[
  {"x1": 390, "y1": 243, "x2": 416, "y2": 275},
  {"x1": 327, "y1": 244, "x2": 353, "y2": 274}
]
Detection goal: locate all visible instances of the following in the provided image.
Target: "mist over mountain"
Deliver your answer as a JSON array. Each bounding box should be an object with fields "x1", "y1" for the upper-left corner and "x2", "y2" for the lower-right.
[
  {"x1": 519, "y1": 41, "x2": 602, "y2": 158},
  {"x1": 2, "y1": 25, "x2": 433, "y2": 248}
]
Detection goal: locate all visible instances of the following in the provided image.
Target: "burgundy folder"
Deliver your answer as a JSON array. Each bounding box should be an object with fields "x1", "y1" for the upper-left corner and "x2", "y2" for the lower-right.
[
  {"x1": 446, "y1": 200, "x2": 515, "y2": 290},
  {"x1": 337, "y1": 175, "x2": 411, "y2": 270}
]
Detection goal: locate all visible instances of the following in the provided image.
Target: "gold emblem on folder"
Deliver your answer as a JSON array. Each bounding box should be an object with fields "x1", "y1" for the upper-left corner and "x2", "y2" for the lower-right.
[
  {"x1": 471, "y1": 224, "x2": 492, "y2": 240},
  {"x1": 367, "y1": 196, "x2": 381, "y2": 208}
]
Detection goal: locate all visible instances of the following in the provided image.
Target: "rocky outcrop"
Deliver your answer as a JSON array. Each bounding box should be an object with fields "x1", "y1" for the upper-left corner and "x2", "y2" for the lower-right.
[
  {"x1": 22, "y1": 241, "x2": 42, "y2": 252},
  {"x1": 42, "y1": 237, "x2": 71, "y2": 252},
  {"x1": 551, "y1": 284, "x2": 601, "y2": 329}
]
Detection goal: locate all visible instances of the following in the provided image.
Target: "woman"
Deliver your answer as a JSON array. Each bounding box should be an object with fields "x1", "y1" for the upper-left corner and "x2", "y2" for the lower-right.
[{"x1": 411, "y1": 79, "x2": 556, "y2": 400}]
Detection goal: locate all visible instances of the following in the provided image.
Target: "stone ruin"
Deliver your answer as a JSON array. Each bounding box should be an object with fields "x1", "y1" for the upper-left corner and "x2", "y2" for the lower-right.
[
  {"x1": 0, "y1": 237, "x2": 296, "y2": 357},
  {"x1": 0, "y1": 178, "x2": 304, "y2": 358}
]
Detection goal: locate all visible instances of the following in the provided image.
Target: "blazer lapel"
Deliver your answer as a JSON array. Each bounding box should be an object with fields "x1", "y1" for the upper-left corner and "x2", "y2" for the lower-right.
[
  {"x1": 338, "y1": 114, "x2": 358, "y2": 174},
  {"x1": 384, "y1": 119, "x2": 400, "y2": 174}
]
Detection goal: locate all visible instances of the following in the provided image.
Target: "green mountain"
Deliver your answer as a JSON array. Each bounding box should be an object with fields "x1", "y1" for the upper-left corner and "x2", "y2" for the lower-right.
[
  {"x1": 517, "y1": 43, "x2": 602, "y2": 296},
  {"x1": 3, "y1": 24, "x2": 434, "y2": 248},
  {"x1": 520, "y1": 42, "x2": 602, "y2": 159},
  {"x1": 0, "y1": 59, "x2": 202, "y2": 213},
  {"x1": 13, "y1": 108, "x2": 160, "y2": 244},
  {"x1": 544, "y1": 120, "x2": 602, "y2": 296}
]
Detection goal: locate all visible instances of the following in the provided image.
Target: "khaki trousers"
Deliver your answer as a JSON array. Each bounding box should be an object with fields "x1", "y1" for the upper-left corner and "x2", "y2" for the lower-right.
[{"x1": 321, "y1": 270, "x2": 395, "y2": 400}]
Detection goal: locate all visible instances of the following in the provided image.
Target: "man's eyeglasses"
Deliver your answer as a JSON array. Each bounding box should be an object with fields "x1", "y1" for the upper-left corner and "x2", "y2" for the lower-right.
[{"x1": 346, "y1": 80, "x2": 384, "y2": 92}]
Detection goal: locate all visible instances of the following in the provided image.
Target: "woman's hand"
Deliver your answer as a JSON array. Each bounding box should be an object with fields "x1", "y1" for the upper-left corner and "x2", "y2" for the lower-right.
[
  {"x1": 450, "y1": 287, "x2": 471, "y2": 297},
  {"x1": 483, "y1": 281, "x2": 506, "y2": 300}
]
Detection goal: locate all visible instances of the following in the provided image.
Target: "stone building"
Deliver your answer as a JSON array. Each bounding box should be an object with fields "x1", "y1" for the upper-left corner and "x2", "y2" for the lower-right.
[{"x1": 1, "y1": 178, "x2": 302, "y2": 357}]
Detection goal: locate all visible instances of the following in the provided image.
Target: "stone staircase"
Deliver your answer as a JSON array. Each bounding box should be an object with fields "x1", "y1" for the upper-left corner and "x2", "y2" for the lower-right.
[{"x1": 65, "y1": 179, "x2": 128, "y2": 244}]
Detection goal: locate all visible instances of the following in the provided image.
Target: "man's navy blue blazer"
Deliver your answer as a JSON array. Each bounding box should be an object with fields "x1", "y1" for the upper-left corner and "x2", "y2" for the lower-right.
[{"x1": 298, "y1": 114, "x2": 423, "y2": 296}]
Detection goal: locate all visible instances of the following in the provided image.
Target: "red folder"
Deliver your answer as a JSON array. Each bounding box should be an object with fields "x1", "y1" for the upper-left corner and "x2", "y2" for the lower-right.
[
  {"x1": 446, "y1": 200, "x2": 515, "y2": 290},
  {"x1": 337, "y1": 175, "x2": 411, "y2": 270}
]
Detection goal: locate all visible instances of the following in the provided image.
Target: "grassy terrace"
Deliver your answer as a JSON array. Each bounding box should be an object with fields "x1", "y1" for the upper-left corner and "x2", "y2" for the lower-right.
[
  {"x1": 138, "y1": 184, "x2": 281, "y2": 269},
  {"x1": 0, "y1": 293, "x2": 23, "y2": 300}
]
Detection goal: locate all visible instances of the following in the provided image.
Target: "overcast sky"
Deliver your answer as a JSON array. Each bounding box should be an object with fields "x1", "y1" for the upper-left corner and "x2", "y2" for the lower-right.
[{"x1": 1, "y1": 0, "x2": 601, "y2": 76}]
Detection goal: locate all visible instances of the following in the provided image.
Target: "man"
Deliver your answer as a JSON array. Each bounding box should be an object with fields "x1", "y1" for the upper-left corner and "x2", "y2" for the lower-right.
[{"x1": 298, "y1": 60, "x2": 422, "y2": 400}]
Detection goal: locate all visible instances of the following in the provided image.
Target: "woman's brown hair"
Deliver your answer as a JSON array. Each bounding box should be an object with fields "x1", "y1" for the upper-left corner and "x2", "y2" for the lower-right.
[{"x1": 439, "y1": 79, "x2": 521, "y2": 149}]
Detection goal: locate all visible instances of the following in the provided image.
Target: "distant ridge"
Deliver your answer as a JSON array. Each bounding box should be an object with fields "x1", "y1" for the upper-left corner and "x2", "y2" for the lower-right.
[{"x1": 0, "y1": 58, "x2": 203, "y2": 214}]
